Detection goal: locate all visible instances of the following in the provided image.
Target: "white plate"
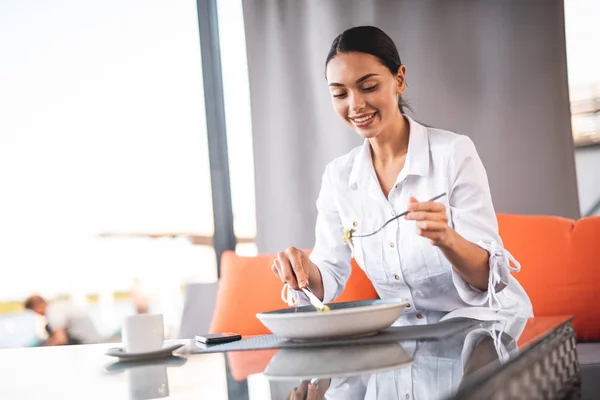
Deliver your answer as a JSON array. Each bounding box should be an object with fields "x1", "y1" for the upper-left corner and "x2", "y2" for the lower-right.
[
  {"x1": 263, "y1": 342, "x2": 412, "y2": 381},
  {"x1": 256, "y1": 298, "x2": 409, "y2": 341}
]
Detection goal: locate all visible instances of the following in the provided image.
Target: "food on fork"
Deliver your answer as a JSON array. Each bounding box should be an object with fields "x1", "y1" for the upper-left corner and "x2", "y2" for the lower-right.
[{"x1": 343, "y1": 228, "x2": 355, "y2": 246}]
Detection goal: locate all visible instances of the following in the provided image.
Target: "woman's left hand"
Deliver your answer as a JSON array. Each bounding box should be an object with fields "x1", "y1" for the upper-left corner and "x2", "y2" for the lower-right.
[{"x1": 405, "y1": 196, "x2": 454, "y2": 247}]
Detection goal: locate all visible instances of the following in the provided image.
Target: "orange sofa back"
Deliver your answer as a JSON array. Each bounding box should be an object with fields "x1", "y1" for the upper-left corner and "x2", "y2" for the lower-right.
[
  {"x1": 496, "y1": 214, "x2": 600, "y2": 341},
  {"x1": 209, "y1": 251, "x2": 378, "y2": 335},
  {"x1": 210, "y1": 215, "x2": 600, "y2": 341}
]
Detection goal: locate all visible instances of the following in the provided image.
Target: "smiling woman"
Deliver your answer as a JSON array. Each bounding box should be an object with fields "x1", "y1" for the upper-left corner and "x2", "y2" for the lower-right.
[{"x1": 271, "y1": 26, "x2": 533, "y2": 326}]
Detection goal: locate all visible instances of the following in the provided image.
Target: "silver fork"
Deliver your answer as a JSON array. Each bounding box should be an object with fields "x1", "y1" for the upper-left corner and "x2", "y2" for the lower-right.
[{"x1": 352, "y1": 193, "x2": 447, "y2": 238}]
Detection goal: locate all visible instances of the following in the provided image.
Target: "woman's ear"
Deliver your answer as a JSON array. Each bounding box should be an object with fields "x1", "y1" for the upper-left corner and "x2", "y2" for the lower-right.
[{"x1": 395, "y1": 65, "x2": 407, "y2": 95}]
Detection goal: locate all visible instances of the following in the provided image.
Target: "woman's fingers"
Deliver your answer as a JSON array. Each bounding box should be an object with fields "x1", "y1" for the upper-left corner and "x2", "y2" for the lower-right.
[
  {"x1": 416, "y1": 223, "x2": 450, "y2": 245},
  {"x1": 404, "y1": 198, "x2": 450, "y2": 245},
  {"x1": 286, "y1": 387, "x2": 298, "y2": 400},
  {"x1": 293, "y1": 381, "x2": 309, "y2": 400},
  {"x1": 276, "y1": 251, "x2": 299, "y2": 289},
  {"x1": 405, "y1": 211, "x2": 447, "y2": 223},
  {"x1": 407, "y1": 198, "x2": 446, "y2": 213},
  {"x1": 415, "y1": 220, "x2": 447, "y2": 231},
  {"x1": 405, "y1": 197, "x2": 449, "y2": 245},
  {"x1": 273, "y1": 247, "x2": 310, "y2": 290},
  {"x1": 306, "y1": 382, "x2": 320, "y2": 400},
  {"x1": 272, "y1": 259, "x2": 287, "y2": 283},
  {"x1": 287, "y1": 247, "x2": 309, "y2": 288}
]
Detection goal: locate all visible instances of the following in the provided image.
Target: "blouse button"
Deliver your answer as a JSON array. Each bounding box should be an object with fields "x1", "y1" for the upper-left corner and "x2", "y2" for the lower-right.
[
  {"x1": 417, "y1": 313, "x2": 424, "y2": 319},
  {"x1": 389, "y1": 242, "x2": 395, "y2": 248},
  {"x1": 353, "y1": 221, "x2": 358, "y2": 227},
  {"x1": 395, "y1": 184, "x2": 400, "y2": 189},
  {"x1": 394, "y1": 274, "x2": 400, "y2": 281},
  {"x1": 406, "y1": 303, "x2": 411, "y2": 308}
]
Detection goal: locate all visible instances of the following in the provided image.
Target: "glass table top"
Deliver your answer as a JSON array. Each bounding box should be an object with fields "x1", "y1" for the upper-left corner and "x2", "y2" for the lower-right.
[{"x1": 0, "y1": 315, "x2": 573, "y2": 400}]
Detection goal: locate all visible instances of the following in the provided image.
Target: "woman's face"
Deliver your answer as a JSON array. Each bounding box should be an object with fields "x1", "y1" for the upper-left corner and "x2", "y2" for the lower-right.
[{"x1": 326, "y1": 52, "x2": 406, "y2": 139}]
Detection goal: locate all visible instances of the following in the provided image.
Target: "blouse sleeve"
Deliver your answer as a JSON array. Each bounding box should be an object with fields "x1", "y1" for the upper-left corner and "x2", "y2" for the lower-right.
[{"x1": 446, "y1": 136, "x2": 521, "y2": 310}]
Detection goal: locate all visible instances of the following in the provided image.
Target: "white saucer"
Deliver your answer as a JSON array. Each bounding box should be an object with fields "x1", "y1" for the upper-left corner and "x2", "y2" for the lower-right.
[
  {"x1": 105, "y1": 343, "x2": 184, "y2": 362},
  {"x1": 104, "y1": 355, "x2": 188, "y2": 373}
]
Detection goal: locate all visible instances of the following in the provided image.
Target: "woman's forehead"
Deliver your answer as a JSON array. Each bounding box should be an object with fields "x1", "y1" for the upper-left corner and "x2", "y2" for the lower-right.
[{"x1": 326, "y1": 52, "x2": 388, "y2": 84}]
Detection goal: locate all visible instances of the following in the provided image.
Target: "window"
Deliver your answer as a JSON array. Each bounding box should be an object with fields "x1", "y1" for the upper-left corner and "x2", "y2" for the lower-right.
[
  {"x1": 0, "y1": 0, "x2": 222, "y2": 341},
  {"x1": 565, "y1": 0, "x2": 600, "y2": 147},
  {"x1": 565, "y1": 0, "x2": 600, "y2": 217},
  {"x1": 218, "y1": 0, "x2": 258, "y2": 256}
]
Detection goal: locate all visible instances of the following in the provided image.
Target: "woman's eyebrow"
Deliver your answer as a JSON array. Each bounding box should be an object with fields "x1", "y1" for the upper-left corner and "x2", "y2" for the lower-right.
[{"x1": 328, "y1": 73, "x2": 380, "y2": 87}]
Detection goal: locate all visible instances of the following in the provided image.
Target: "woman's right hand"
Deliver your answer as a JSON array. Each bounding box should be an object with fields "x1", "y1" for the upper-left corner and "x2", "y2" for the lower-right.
[
  {"x1": 272, "y1": 247, "x2": 325, "y2": 300},
  {"x1": 272, "y1": 247, "x2": 311, "y2": 289},
  {"x1": 285, "y1": 379, "x2": 331, "y2": 400}
]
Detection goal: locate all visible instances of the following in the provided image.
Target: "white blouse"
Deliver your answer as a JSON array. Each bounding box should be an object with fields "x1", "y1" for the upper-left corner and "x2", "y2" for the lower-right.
[{"x1": 301, "y1": 115, "x2": 533, "y2": 324}]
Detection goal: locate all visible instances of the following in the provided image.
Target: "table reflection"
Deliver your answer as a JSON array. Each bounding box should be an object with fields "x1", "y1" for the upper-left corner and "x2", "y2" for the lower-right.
[
  {"x1": 270, "y1": 318, "x2": 527, "y2": 400},
  {"x1": 104, "y1": 356, "x2": 187, "y2": 400}
]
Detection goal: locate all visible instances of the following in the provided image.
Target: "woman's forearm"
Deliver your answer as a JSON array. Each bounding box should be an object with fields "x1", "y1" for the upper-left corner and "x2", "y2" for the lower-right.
[{"x1": 438, "y1": 228, "x2": 490, "y2": 291}]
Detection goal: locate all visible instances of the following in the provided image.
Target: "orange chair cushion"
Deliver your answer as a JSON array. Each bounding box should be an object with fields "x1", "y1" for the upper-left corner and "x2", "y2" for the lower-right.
[
  {"x1": 227, "y1": 349, "x2": 277, "y2": 382},
  {"x1": 209, "y1": 251, "x2": 378, "y2": 335},
  {"x1": 498, "y1": 214, "x2": 600, "y2": 341}
]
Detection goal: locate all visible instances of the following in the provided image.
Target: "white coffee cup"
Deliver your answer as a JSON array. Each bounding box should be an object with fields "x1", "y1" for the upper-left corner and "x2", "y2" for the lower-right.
[{"x1": 122, "y1": 314, "x2": 164, "y2": 353}]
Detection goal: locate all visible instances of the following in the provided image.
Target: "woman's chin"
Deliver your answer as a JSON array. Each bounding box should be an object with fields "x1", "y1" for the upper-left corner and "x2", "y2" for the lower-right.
[
  {"x1": 350, "y1": 117, "x2": 385, "y2": 139},
  {"x1": 354, "y1": 126, "x2": 380, "y2": 139}
]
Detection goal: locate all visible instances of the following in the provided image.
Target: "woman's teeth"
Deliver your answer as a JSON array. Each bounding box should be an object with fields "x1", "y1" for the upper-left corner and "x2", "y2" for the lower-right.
[{"x1": 353, "y1": 113, "x2": 375, "y2": 122}]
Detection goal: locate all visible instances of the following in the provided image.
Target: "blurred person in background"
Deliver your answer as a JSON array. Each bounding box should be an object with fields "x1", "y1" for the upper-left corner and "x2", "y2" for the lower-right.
[
  {"x1": 24, "y1": 295, "x2": 101, "y2": 345},
  {"x1": 131, "y1": 276, "x2": 150, "y2": 314}
]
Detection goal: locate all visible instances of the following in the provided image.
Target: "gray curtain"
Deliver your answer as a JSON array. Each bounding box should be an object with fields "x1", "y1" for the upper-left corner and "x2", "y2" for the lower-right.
[{"x1": 242, "y1": 0, "x2": 579, "y2": 253}]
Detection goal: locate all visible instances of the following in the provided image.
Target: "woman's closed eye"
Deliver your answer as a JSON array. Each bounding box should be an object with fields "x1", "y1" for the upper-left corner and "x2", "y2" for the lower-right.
[
  {"x1": 332, "y1": 84, "x2": 378, "y2": 99},
  {"x1": 361, "y1": 84, "x2": 378, "y2": 92}
]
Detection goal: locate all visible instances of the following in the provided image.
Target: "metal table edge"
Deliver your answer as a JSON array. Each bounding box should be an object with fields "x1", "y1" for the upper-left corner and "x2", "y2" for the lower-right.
[{"x1": 448, "y1": 316, "x2": 578, "y2": 400}]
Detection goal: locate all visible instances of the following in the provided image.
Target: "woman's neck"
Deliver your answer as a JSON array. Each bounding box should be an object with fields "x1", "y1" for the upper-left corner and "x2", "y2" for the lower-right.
[{"x1": 369, "y1": 114, "x2": 410, "y2": 166}]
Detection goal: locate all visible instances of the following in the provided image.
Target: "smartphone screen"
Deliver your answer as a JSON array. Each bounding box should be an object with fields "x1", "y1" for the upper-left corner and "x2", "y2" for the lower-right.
[{"x1": 195, "y1": 332, "x2": 242, "y2": 344}]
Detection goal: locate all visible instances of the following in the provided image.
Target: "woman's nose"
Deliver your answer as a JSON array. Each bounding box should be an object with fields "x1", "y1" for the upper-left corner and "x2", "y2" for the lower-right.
[{"x1": 349, "y1": 92, "x2": 366, "y2": 112}]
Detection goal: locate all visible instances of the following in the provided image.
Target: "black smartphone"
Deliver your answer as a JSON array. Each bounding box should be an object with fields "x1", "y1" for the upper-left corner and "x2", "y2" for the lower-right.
[{"x1": 195, "y1": 332, "x2": 242, "y2": 345}]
